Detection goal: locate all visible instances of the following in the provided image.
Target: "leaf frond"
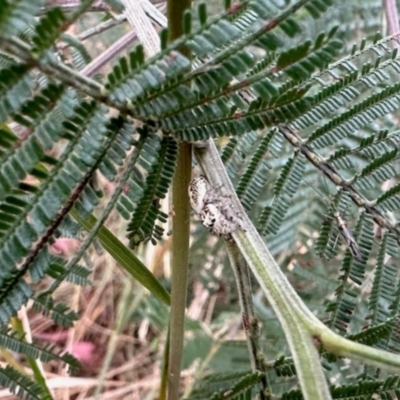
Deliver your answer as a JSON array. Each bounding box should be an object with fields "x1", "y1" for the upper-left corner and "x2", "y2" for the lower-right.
[
  {"x1": 187, "y1": 370, "x2": 264, "y2": 400},
  {"x1": 258, "y1": 154, "x2": 306, "y2": 235},
  {"x1": 0, "y1": 0, "x2": 44, "y2": 39},
  {"x1": 0, "y1": 327, "x2": 80, "y2": 370},
  {"x1": 127, "y1": 136, "x2": 177, "y2": 246},
  {"x1": 306, "y1": 82, "x2": 400, "y2": 149},
  {"x1": 0, "y1": 365, "x2": 52, "y2": 400},
  {"x1": 236, "y1": 129, "x2": 276, "y2": 210},
  {"x1": 32, "y1": 295, "x2": 79, "y2": 328}
]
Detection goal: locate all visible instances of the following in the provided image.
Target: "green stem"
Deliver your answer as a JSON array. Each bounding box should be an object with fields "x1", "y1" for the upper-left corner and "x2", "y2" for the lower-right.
[
  {"x1": 166, "y1": 1, "x2": 192, "y2": 399},
  {"x1": 305, "y1": 320, "x2": 400, "y2": 373},
  {"x1": 159, "y1": 326, "x2": 171, "y2": 400},
  {"x1": 168, "y1": 141, "x2": 192, "y2": 400},
  {"x1": 233, "y1": 229, "x2": 332, "y2": 400},
  {"x1": 195, "y1": 140, "x2": 332, "y2": 399}
]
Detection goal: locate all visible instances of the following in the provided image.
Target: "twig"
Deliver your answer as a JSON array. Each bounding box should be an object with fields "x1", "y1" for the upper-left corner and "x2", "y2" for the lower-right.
[
  {"x1": 58, "y1": 15, "x2": 127, "y2": 50},
  {"x1": 0, "y1": 36, "x2": 105, "y2": 96},
  {"x1": 39, "y1": 0, "x2": 111, "y2": 14},
  {"x1": 121, "y1": 0, "x2": 160, "y2": 58},
  {"x1": 80, "y1": 30, "x2": 137, "y2": 76},
  {"x1": 278, "y1": 125, "x2": 400, "y2": 244},
  {"x1": 383, "y1": 0, "x2": 400, "y2": 49},
  {"x1": 226, "y1": 242, "x2": 271, "y2": 400}
]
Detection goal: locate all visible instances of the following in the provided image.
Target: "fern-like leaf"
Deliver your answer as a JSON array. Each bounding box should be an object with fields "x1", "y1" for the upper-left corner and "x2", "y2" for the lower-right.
[
  {"x1": 0, "y1": 0, "x2": 44, "y2": 39},
  {"x1": 127, "y1": 136, "x2": 177, "y2": 246},
  {"x1": 258, "y1": 154, "x2": 305, "y2": 235},
  {"x1": 236, "y1": 129, "x2": 276, "y2": 210},
  {"x1": 0, "y1": 364, "x2": 52, "y2": 400},
  {"x1": 32, "y1": 295, "x2": 79, "y2": 328}
]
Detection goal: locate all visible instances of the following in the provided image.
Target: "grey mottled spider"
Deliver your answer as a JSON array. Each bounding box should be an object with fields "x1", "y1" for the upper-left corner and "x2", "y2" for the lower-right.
[{"x1": 189, "y1": 175, "x2": 244, "y2": 240}]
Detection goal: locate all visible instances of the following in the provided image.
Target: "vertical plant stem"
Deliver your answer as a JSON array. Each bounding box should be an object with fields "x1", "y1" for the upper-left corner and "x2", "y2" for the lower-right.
[
  {"x1": 169, "y1": 142, "x2": 192, "y2": 400},
  {"x1": 159, "y1": 327, "x2": 171, "y2": 400},
  {"x1": 167, "y1": 1, "x2": 192, "y2": 399},
  {"x1": 116, "y1": 1, "x2": 192, "y2": 398}
]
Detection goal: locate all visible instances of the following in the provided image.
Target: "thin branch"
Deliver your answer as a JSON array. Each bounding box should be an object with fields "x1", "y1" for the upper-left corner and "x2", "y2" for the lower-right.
[
  {"x1": 278, "y1": 125, "x2": 400, "y2": 245},
  {"x1": 226, "y1": 242, "x2": 271, "y2": 400},
  {"x1": 57, "y1": 0, "x2": 166, "y2": 51},
  {"x1": 121, "y1": 0, "x2": 160, "y2": 58},
  {"x1": 40, "y1": 0, "x2": 111, "y2": 14},
  {"x1": 40, "y1": 0, "x2": 167, "y2": 15},
  {"x1": 5, "y1": 170, "x2": 95, "y2": 302},
  {"x1": 76, "y1": 0, "x2": 167, "y2": 73},
  {"x1": 49, "y1": 142, "x2": 141, "y2": 293},
  {"x1": 383, "y1": 0, "x2": 400, "y2": 49},
  {"x1": 58, "y1": 15, "x2": 127, "y2": 50},
  {"x1": 80, "y1": 30, "x2": 137, "y2": 76},
  {"x1": 0, "y1": 37, "x2": 105, "y2": 96}
]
